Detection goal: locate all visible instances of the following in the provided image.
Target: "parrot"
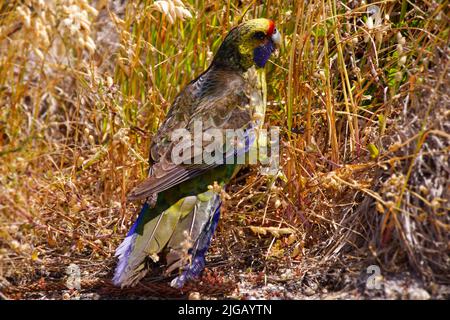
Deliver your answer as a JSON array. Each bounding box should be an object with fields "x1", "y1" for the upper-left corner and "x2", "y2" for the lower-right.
[{"x1": 113, "y1": 18, "x2": 281, "y2": 288}]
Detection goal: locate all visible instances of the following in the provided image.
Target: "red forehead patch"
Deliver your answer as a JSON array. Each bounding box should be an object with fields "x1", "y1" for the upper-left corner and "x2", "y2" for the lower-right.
[{"x1": 267, "y1": 20, "x2": 275, "y2": 36}]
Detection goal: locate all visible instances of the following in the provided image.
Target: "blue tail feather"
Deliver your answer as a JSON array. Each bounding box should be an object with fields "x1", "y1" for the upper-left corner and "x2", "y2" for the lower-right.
[
  {"x1": 170, "y1": 199, "x2": 221, "y2": 288},
  {"x1": 127, "y1": 203, "x2": 148, "y2": 236},
  {"x1": 112, "y1": 202, "x2": 149, "y2": 286}
]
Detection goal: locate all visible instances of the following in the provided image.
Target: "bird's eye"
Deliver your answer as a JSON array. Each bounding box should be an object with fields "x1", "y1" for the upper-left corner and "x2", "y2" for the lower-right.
[
  {"x1": 273, "y1": 28, "x2": 278, "y2": 34},
  {"x1": 253, "y1": 31, "x2": 266, "y2": 40}
]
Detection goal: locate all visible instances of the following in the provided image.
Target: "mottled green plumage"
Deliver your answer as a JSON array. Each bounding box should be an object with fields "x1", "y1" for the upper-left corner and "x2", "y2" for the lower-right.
[{"x1": 113, "y1": 18, "x2": 280, "y2": 288}]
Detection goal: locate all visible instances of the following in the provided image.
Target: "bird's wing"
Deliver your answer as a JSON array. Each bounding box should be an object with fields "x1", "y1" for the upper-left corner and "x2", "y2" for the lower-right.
[{"x1": 128, "y1": 67, "x2": 259, "y2": 200}]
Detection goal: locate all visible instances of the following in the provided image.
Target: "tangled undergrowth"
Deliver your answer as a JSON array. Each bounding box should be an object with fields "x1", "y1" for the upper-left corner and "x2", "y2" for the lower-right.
[{"x1": 0, "y1": 0, "x2": 448, "y2": 299}]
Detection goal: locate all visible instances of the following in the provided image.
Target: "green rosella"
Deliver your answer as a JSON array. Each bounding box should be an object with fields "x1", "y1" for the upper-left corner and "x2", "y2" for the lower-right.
[{"x1": 113, "y1": 18, "x2": 281, "y2": 288}]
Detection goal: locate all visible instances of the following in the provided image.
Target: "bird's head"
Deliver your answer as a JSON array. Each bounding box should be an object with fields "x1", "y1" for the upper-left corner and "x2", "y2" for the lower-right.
[{"x1": 212, "y1": 18, "x2": 281, "y2": 71}]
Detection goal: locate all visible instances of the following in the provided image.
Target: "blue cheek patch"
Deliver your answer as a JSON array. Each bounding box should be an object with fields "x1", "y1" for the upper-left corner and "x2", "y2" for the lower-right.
[{"x1": 253, "y1": 40, "x2": 275, "y2": 68}]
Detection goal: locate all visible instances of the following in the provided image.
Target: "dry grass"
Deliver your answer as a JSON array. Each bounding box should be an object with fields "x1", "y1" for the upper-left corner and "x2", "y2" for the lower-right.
[{"x1": 0, "y1": 0, "x2": 448, "y2": 299}]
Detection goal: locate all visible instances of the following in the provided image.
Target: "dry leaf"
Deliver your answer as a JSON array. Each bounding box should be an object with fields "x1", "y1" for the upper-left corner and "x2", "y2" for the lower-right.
[{"x1": 249, "y1": 226, "x2": 295, "y2": 238}]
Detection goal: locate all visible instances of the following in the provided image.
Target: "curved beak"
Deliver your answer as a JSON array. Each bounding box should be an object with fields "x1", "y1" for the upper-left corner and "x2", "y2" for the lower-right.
[{"x1": 271, "y1": 30, "x2": 282, "y2": 47}]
